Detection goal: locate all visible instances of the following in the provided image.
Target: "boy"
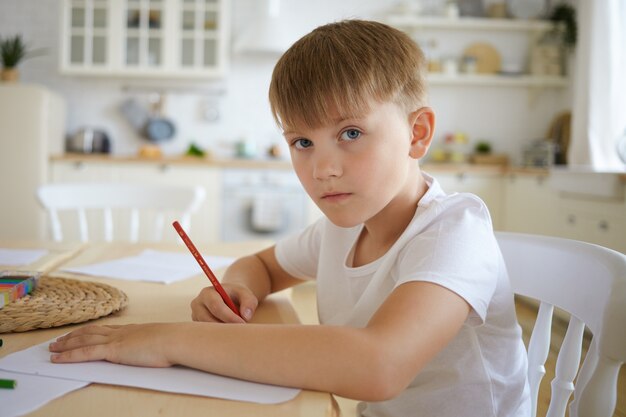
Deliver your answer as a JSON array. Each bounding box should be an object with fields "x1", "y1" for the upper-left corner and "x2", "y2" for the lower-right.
[{"x1": 50, "y1": 20, "x2": 530, "y2": 417}]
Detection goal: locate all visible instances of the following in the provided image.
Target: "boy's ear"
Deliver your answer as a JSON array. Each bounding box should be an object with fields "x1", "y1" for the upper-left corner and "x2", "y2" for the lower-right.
[{"x1": 408, "y1": 107, "x2": 436, "y2": 159}]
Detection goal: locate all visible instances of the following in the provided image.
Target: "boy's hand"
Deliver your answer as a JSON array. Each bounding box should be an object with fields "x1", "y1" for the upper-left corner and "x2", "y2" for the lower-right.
[
  {"x1": 49, "y1": 323, "x2": 176, "y2": 366},
  {"x1": 191, "y1": 283, "x2": 258, "y2": 324}
]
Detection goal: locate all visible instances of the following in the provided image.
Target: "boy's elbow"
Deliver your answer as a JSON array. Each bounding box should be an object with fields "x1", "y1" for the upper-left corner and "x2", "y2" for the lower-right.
[{"x1": 345, "y1": 351, "x2": 415, "y2": 402}]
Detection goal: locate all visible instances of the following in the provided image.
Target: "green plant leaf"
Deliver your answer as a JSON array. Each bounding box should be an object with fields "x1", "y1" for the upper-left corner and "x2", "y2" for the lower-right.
[{"x1": 1, "y1": 35, "x2": 44, "y2": 69}]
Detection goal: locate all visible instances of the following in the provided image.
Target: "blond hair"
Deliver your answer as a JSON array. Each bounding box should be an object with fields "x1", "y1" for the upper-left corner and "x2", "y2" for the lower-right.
[{"x1": 269, "y1": 19, "x2": 427, "y2": 130}]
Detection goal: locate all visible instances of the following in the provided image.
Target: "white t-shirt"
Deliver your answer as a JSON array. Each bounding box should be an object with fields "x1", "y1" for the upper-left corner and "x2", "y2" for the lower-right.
[{"x1": 275, "y1": 174, "x2": 531, "y2": 417}]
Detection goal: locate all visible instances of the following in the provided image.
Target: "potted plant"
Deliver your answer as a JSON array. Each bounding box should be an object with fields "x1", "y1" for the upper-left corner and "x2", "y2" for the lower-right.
[
  {"x1": 0, "y1": 35, "x2": 40, "y2": 82},
  {"x1": 471, "y1": 140, "x2": 510, "y2": 166},
  {"x1": 549, "y1": 3, "x2": 577, "y2": 51}
]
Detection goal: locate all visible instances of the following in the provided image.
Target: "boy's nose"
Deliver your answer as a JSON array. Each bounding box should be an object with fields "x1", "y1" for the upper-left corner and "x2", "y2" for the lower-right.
[{"x1": 312, "y1": 151, "x2": 342, "y2": 180}]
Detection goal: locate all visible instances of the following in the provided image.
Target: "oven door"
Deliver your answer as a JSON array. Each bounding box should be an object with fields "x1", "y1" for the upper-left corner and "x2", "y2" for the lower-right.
[{"x1": 221, "y1": 186, "x2": 307, "y2": 242}]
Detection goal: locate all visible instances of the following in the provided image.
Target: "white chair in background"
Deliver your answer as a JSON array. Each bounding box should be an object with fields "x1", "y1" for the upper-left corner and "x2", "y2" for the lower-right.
[
  {"x1": 37, "y1": 183, "x2": 206, "y2": 242},
  {"x1": 496, "y1": 232, "x2": 626, "y2": 417}
]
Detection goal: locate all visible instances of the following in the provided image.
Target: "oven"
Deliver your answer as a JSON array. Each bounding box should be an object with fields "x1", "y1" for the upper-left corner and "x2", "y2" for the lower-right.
[{"x1": 220, "y1": 169, "x2": 309, "y2": 242}]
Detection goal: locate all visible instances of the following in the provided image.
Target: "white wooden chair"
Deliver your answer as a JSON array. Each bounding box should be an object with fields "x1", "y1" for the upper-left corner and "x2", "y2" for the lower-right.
[
  {"x1": 496, "y1": 232, "x2": 626, "y2": 417},
  {"x1": 37, "y1": 183, "x2": 206, "y2": 242}
]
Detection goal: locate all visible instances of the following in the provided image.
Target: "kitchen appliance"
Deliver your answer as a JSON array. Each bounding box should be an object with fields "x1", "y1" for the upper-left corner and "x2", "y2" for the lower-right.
[
  {"x1": 66, "y1": 127, "x2": 111, "y2": 154},
  {"x1": 0, "y1": 84, "x2": 66, "y2": 240},
  {"x1": 220, "y1": 169, "x2": 308, "y2": 241},
  {"x1": 522, "y1": 139, "x2": 555, "y2": 167}
]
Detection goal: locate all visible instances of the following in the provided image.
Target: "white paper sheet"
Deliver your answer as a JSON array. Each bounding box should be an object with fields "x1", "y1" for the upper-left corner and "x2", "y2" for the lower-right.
[
  {"x1": 0, "y1": 369, "x2": 88, "y2": 417},
  {"x1": 0, "y1": 248, "x2": 48, "y2": 266},
  {"x1": 0, "y1": 339, "x2": 300, "y2": 405},
  {"x1": 61, "y1": 249, "x2": 235, "y2": 284}
]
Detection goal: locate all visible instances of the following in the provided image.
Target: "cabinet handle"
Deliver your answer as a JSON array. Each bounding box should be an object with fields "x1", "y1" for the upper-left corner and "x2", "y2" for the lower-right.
[
  {"x1": 598, "y1": 220, "x2": 609, "y2": 231},
  {"x1": 73, "y1": 161, "x2": 85, "y2": 170},
  {"x1": 567, "y1": 214, "x2": 576, "y2": 225}
]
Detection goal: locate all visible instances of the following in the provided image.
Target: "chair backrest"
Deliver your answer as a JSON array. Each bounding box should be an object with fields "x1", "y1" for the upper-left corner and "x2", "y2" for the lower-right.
[
  {"x1": 37, "y1": 183, "x2": 206, "y2": 243},
  {"x1": 496, "y1": 232, "x2": 626, "y2": 417}
]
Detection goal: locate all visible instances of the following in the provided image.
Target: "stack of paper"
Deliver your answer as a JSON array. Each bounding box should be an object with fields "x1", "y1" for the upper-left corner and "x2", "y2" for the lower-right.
[
  {"x1": 0, "y1": 248, "x2": 47, "y2": 266},
  {"x1": 0, "y1": 369, "x2": 88, "y2": 417},
  {"x1": 0, "y1": 338, "x2": 300, "y2": 417},
  {"x1": 62, "y1": 249, "x2": 235, "y2": 284}
]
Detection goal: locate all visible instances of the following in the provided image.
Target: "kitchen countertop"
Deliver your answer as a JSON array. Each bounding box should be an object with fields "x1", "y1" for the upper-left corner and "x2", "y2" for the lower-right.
[
  {"x1": 50, "y1": 154, "x2": 551, "y2": 176},
  {"x1": 50, "y1": 153, "x2": 295, "y2": 170},
  {"x1": 51, "y1": 154, "x2": 626, "y2": 183}
]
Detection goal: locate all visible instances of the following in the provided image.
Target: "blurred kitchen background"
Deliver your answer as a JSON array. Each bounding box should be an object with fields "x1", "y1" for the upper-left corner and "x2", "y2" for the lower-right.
[
  {"x1": 1, "y1": 0, "x2": 582, "y2": 159},
  {"x1": 1, "y1": 0, "x2": 625, "y2": 251}
]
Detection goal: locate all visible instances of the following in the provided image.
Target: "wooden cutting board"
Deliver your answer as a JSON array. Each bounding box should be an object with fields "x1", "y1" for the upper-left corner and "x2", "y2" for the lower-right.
[{"x1": 463, "y1": 42, "x2": 502, "y2": 74}]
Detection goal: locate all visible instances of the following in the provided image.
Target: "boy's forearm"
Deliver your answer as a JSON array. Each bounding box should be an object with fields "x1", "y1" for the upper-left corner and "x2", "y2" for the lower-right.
[
  {"x1": 168, "y1": 321, "x2": 401, "y2": 401},
  {"x1": 222, "y1": 255, "x2": 273, "y2": 302}
]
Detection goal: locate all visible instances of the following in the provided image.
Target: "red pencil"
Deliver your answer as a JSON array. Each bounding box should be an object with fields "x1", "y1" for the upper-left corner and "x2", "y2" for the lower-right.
[{"x1": 172, "y1": 221, "x2": 241, "y2": 317}]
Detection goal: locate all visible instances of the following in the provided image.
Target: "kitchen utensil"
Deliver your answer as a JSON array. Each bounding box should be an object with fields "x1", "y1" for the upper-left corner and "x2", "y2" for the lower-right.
[
  {"x1": 66, "y1": 127, "x2": 111, "y2": 154},
  {"x1": 462, "y1": 43, "x2": 501, "y2": 74},
  {"x1": 235, "y1": 140, "x2": 257, "y2": 158},
  {"x1": 487, "y1": 3, "x2": 507, "y2": 18},
  {"x1": 119, "y1": 95, "x2": 176, "y2": 143},
  {"x1": 458, "y1": 0, "x2": 484, "y2": 17},
  {"x1": 144, "y1": 117, "x2": 176, "y2": 142},
  {"x1": 506, "y1": 0, "x2": 546, "y2": 19},
  {"x1": 143, "y1": 93, "x2": 176, "y2": 143},
  {"x1": 119, "y1": 98, "x2": 148, "y2": 130},
  {"x1": 546, "y1": 111, "x2": 571, "y2": 165}
]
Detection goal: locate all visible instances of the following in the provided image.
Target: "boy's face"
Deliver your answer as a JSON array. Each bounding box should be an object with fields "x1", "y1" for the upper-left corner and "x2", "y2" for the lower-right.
[{"x1": 283, "y1": 100, "x2": 433, "y2": 228}]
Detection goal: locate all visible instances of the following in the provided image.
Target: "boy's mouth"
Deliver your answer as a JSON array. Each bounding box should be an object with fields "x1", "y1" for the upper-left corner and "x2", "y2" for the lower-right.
[{"x1": 321, "y1": 192, "x2": 352, "y2": 202}]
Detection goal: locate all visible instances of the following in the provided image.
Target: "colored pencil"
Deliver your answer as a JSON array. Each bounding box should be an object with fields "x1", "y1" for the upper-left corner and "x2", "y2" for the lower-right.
[{"x1": 172, "y1": 221, "x2": 241, "y2": 317}]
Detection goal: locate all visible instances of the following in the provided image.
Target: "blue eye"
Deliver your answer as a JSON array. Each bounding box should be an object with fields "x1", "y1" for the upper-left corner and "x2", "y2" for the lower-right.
[
  {"x1": 341, "y1": 129, "x2": 361, "y2": 141},
  {"x1": 293, "y1": 138, "x2": 313, "y2": 149}
]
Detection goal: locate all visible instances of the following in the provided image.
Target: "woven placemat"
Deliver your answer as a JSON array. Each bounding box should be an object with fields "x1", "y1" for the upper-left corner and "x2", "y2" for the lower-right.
[{"x1": 0, "y1": 276, "x2": 128, "y2": 333}]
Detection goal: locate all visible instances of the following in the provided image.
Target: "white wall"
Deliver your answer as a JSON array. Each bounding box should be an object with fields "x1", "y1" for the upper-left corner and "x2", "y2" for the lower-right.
[{"x1": 0, "y1": 0, "x2": 572, "y2": 163}]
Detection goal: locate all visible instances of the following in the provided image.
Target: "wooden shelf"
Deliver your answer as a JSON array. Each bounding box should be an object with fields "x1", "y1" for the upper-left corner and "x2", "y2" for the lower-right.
[
  {"x1": 427, "y1": 73, "x2": 568, "y2": 87},
  {"x1": 385, "y1": 15, "x2": 567, "y2": 89},
  {"x1": 385, "y1": 15, "x2": 554, "y2": 32}
]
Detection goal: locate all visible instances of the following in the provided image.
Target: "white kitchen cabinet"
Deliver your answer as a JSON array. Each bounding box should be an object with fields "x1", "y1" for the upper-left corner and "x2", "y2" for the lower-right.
[
  {"x1": 503, "y1": 172, "x2": 626, "y2": 253},
  {"x1": 503, "y1": 173, "x2": 558, "y2": 235},
  {"x1": 50, "y1": 159, "x2": 116, "y2": 182},
  {"x1": 0, "y1": 85, "x2": 66, "y2": 241},
  {"x1": 555, "y1": 195, "x2": 626, "y2": 254},
  {"x1": 434, "y1": 171, "x2": 504, "y2": 229},
  {"x1": 48, "y1": 158, "x2": 626, "y2": 251},
  {"x1": 386, "y1": 15, "x2": 568, "y2": 88},
  {"x1": 59, "y1": 0, "x2": 230, "y2": 78},
  {"x1": 50, "y1": 159, "x2": 221, "y2": 243}
]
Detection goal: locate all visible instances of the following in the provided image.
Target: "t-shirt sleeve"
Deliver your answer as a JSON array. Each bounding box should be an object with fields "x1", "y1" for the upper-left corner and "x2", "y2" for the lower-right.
[
  {"x1": 395, "y1": 194, "x2": 499, "y2": 325},
  {"x1": 274, "y1": 217, "x2": 324, "y2": 280}
]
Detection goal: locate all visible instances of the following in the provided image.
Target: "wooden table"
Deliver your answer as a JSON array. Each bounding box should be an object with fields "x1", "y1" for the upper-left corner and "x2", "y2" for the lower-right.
[{"x1": 0, "y1": 241, "x2": 339, "y2": 417}]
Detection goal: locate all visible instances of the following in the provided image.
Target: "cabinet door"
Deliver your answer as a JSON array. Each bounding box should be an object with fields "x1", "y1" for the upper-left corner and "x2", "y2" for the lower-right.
[
  {"x1": 503, "y1": 174, "x2": 557, "y2": 235},
  {"x1": 50, "y1": 160, "x2": 116, "y2": 182},
  {"x1": 60, "y1": 0, "x2": 112, "y2": 71},
  {"x1": 122, "y1": 0, "x2": 166, "y2": 69},
  {"x1": 557, "y1": 197, "x2": 626, "y2": 253},
  {"x1": 178, "y1": 0, "x2": 225, "y2": 73},
  {"x1": 60, "y1": 0, "x2": 229, "y2": 78}
]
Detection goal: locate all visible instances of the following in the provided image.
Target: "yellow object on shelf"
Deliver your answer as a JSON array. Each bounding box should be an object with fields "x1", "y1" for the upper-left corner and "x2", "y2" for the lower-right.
[
  {"x1": 138, "y1": 144, "x2": 162, "y2": 159},
  {"x1": 462, "y1": 42, "x2": 501, "y2": 74},
  {"x1": 471, "y1": 154, "x2": 510, "y2": 166}
]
